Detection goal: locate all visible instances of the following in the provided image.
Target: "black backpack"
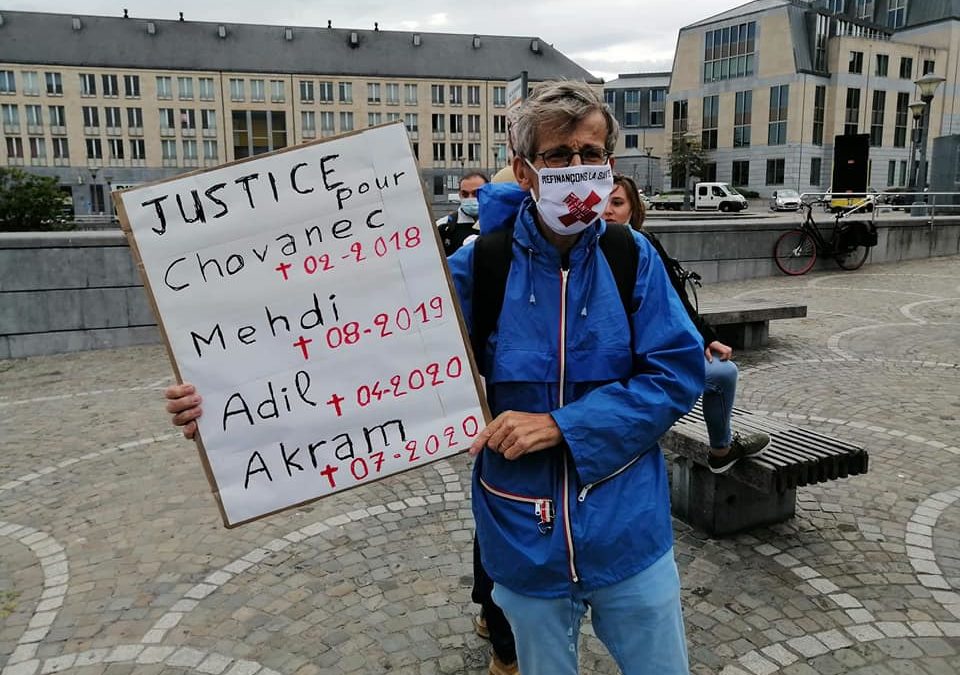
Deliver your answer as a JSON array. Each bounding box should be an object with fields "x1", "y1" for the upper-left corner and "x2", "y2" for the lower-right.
[{"x1": 470, "y1": 224, "x2": 638, "y2": 368}]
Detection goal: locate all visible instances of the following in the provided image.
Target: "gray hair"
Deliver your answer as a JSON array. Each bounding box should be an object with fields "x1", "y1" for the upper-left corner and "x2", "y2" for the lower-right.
[{"x1": 511, "y1": 80, "x2": 619, "y2": 159}]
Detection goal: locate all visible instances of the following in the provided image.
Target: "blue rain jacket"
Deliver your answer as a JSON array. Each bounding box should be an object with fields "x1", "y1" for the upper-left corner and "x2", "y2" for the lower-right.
[{"x1": 447, "y1": 192, "x2": 705, "y2": 598}]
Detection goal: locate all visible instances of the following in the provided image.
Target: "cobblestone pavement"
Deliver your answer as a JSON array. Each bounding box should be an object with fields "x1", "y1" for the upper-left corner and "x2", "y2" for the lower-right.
[{"x1": 2, "y1": 254, "x2": 959, "y2": 675}]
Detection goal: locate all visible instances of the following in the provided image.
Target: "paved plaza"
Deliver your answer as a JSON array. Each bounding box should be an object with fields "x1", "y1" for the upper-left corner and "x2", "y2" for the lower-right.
[{"x1": 1, "y1": 254, "x2": 959, "y2": 675}]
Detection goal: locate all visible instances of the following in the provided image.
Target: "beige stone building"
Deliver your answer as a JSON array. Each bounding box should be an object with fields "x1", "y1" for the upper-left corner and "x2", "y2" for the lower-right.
[
  {"x1": 0, "y1": 10, "x2": 597, "y2": 215},
  {"x1": 663, "y1": 0, "x2": 960, "y2": 196}
]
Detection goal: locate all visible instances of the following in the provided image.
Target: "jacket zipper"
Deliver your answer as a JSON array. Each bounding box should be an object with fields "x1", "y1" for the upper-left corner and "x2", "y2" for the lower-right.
[
  {"x1": 558, "y1": 268, "x2": 579, "y2": 583},
  {"x1": 479, "y1": 477, "x2": 554, "y2": 532},
  {"x1": 577, "y1": 453, "x2": 644, "y2": 502}
]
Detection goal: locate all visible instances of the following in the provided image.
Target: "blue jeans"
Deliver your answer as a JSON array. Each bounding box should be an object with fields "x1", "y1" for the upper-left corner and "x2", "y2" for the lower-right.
[
  {"x1": 491, "y1": 548, "x2": 688, "y2": 675},
  {"x1": 703, "y1": 357, "x2": 739, "y2": 449}
]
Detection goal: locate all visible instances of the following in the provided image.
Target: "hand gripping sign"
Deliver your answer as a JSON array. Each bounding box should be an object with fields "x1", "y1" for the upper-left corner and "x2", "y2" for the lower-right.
[{"x1": 116, "y1": 123, "x2": 487, "y2": 527}]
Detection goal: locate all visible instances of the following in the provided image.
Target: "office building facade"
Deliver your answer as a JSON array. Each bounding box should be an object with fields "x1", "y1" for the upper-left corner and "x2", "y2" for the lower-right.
[{"x1": 0, "y1": 10, "x2": 597, "y2": 215}]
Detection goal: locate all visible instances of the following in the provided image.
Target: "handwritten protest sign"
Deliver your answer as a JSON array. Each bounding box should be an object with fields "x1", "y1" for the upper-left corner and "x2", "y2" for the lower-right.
[{"x1": 116, "y1": 123, "x2": 487, "y2": 527}]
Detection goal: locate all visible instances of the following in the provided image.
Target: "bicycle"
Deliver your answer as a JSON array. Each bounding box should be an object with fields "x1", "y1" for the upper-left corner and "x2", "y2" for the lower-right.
[
  {"x1": 678, "y1": 266, "x2": 702, "y2": 313},
  {"x1": 773, "y1": 199, "x2": 877, "y2": 276}
]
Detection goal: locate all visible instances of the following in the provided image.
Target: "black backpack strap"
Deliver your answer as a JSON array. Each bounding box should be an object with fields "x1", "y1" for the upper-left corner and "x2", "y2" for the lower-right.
[
  {"x1": 598, "y1": 224, "x2": 639, "y2": 314},
  {"x1": 470, "y1": 227, "x2": 514, "y2": 370}
]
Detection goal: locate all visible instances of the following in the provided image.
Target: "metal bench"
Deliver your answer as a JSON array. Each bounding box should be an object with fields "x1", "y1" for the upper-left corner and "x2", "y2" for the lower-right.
[
  {"x1": 699, "y1": 300, "x2": 807, "y2": 349},
  {"x1": 660, "y1": 403, "x2": 869, "y2": 536}
]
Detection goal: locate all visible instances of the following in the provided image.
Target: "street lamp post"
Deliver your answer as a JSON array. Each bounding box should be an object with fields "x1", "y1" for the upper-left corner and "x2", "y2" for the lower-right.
[
  {"x1": 681, "y1": 132, "x2": 697, "y2": 211},
  {"x1": 907, "y1": 100, "x2": 926, "y2": 189},
  {"x1": 644, "y1": 146, "x2": 654, "y2": 195},
  {"x1": 913, "y1": 74, "x2": 945, "y2": 191}
]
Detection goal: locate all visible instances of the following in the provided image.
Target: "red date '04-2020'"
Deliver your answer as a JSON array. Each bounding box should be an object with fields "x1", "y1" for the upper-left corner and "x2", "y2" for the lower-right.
[{"x1": 356, "y1": 356, "x2": 463, "y2": 408}]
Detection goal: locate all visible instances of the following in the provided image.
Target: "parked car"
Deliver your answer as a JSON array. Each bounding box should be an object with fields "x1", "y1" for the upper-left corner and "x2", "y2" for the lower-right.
[
  {"x1": 769, "y1": 189, "x2": 802, "y2": 211},
  {"x1": 878, "y1": 186, "x2": 913, "y2": 209}
]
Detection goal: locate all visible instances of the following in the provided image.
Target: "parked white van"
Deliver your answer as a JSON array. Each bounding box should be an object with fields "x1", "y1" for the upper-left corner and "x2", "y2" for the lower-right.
[{"x1": 694, "y1": 182, "x2": 749, "y2": 212}]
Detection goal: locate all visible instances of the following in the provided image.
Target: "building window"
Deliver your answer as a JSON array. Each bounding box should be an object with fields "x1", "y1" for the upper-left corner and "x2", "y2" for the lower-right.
[
  {"x1": 848, "y1": 51, "x2": 864, "y2": 74},
  {"x1": 732, "y1": 160, "x2": 750, "y2": 186},
  {"x1": 870, "y1": 90, "x2": 886, "y2": 146},
  {"x1": 431, "y1": 113, "x2": 445, "y2": 134},
  {"x1": 25, "y1": 104, "x2": 42, "y2": 129},
  {"x1": 385, "y1": 112, "x2": 400, "y2": 124},
  {"x1": 229, "y1": 79, "x2": 244, "y2": 102},
  {"x1": 768, "y1": 85, "x2": 788, "y2": 145},
  {"x1": 128, "y1": 138, "x2": 144, "y2": 160},
  {"x1": 734, "y1": 90, "x2": 752, "y2": 147},
  {"x1": 887, "y1": 0, "x2": 907, "y2": 28},
  {"x1": 672, "y1": 99, "x2": 688, "y2": 135},
  {"x1": 625, "y1": 134, "x2": 638, "y2": 149},
  {"x1": 318, "y1": 81, "x2": 334, "y2": 103},
  {"x1": 45, "y1": 72, "x2": 62, "y2": 96},
  {"x1": 49, "y1": 105, "x2": 66, "y2": 128},
  {"x1": 339, "y1": 111, "x2": 354, "y2": 131},
  {"x1": 108, "y1": 137, "x2": 124, "y2": 160},
  {"x1": 338, "y1": 82, "x2": 352, "y2": 103},
  {"x1": 82, "y1": 106, "x2": 100, "y2": 129},
  {"x1": 855, "y1": 0, "x2": 874, "y2": 20},
  {"x1": 765, "y1": 158, "x2": 785, "y2": 185},
  {"x1": 624, "y1": 112, "x2": 640, "y2": 128},
  {"x1": 52, "y1": 137, "x2": 69, "y2": 159},
  {"x1": 320, "y1": 112, "x2": 335, "y2": 133},
  {"x1": 232, "y1": 110, "x2": 287, "y2": 158},
  {"x1": 604, "y1": 90, "x2": 615, "y2": 106},
  {"x1": 29, "y1": 137, "x2": 46, "y2": 162},
  {"x1": 159, "y1": 108, "x2": 175, "y2": 132},
  {"x1": 368, "y1": 112, "x2": 382, "y2": 127},
  {"x1": 703, "y1": 21, "x2": 756, "y2": 82},
  {"x1": 404, "y1": 84, "x2": 418, "y2": 105},
  {"x1": 6, "y1": 137, "x2": 24, "y2": 159},
  {"x1": 80, "y1": 73, "x2": 97, "y2": 96},
  {"x1": 468, "y1": 114, "x2": 481, "y2": 135},
  {"x1": 202, "y1": 109, "x2": 216, "y2": 133},
  {"x1": 701, "y1": 95, "x2": 719, "y2": 149},
  {"x1": 493, "y1": 86, "x2": 506, "y2": 107},
  {"x1": 250, "y1": 79, "x2": 265, "y2": 102},
  {"x1": 124, "y1": 75, "x2": 140, "y2": 98},
  {"x1": 85, "y1": 138, "x2": 102, "y2": 160},
  {"x1": 433, "y1": 142, "x2": 446, "y2": 161},
  {"x1": 127, "y1": 107, "x2": 143, "y2": 130},
  {"x1": 19, "y1": 71, "x2": 38, "y2": 96},
  {"x1": 812, "y1": 85, "x2": 826, "y2": 146},
  {"x1": 199, "y1": 78, "x2": 215, "y2": 101},
  {"x1": 177, "y1": 77, "x2": 193, "y2": 100},
  {"x1": 624, "y1": 89, "x2": 640, "y2": 107},
  {"x1": 449, "y1": 85, "x2": 463, "y2": 105},
  {"x1": 405, "y1": 113, "x2": 418, "y2": 133},
  {"x1": 894, "y1": 92, "x2": 908, "y2": 147},
  {"x1": 203, "y1": 140, "x2": 218, "y2": 160},
  {"x1": 451, "y1": 142, "x2": 464, "y2": 161},
  {"x1": 814, "y1": 14, "x2": 829, "y2": 72},
  {"x1": 826, "y1": 0, "x2": 845, "y2": 11},
  {"x1": 270, "y1": 80, "x2": 285, "y2": 103},
  {"x1": 649, "y1": 89, "x2": 665, "y2": 126},
  {"x1": 431, "y1": 84, "x2": 444, "y2": 105},
  {"x1": 494, "y1": 115, "x2": 507, "y2": 134},
  {"x1": 887, "y1": 159, "x2": 896, "y2": 187},
  {"x1": 899, "y1": 57, "x2": 913, "y2": 79},
  {"x1": 1, "y1": 104, "x2": 19, "y2": 130},
  {"x1": 180, "y1": 109, "x2": 196, "y2": 132},
  {"x1": 183, "y1": 139, "x2": 198, "y2": 160},
  {"x1": 102, "y1": 74, "x2": 119, "y2": 97},
  {"x1": 702, "y1": 162, "x2": 717, "y2": 182},
  {"x1": 156, "y1": 76, "x2": 172, "y2": 99},
  {"x1": 367, "y1": 83, "x2": 381, "y2": 104},
  {"x1": 468, "y1": 142, "x2": 481, "y2": 161},
  {"x1": 844, "y1": 87, "x2": 861, "y2": 135},
  {"x1": 899, "y1": 160, "x2": 907, "y2": 186},
  {"x1": 161, "y1": 139, "x2": 176, "y2": 161},
  {"x1": 922, "y1": 60, "x2": 936, "y2": 75},
  {"x1": 468, "y1": 85, "x2": 480, "y2": 106},
  {"x1": 105, "y1": 106, "x2": 122, "y2": 130},
  {"x1": 810, "y1": 157, "x2": 822, "y2": 186},
  {"x1": 449, "y1": 114, "x2": 463, "y2": 134},
  {"x1": 875, "y1": 54, "x2": 889, "y2": 77},
  {"x1": 386, "y1": 83, "x2": 399, "y2": 105}
]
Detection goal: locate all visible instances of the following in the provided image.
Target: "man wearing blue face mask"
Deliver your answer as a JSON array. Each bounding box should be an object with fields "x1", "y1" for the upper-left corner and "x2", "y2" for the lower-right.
[
  {"x1": 436, "y1": 171, "x2": 489, "y2": 255},
  {"x1": 447, "y1": 81, "x2": 704, "y2": 675}
]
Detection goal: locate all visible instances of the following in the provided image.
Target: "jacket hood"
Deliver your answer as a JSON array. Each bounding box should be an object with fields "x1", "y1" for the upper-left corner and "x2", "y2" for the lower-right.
[{"x1": 477, "y1": 182, "x2": 528, "y2": 234}]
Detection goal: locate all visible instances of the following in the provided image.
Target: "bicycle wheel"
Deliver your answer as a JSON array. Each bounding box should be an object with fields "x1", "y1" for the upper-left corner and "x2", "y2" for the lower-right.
[
  {"x1": 684, "y1": 276, "x2": 700, "y2": 313},
  {"x1": 773, "y1": 229, "x2": 817, "y2": 276},
  {"x1": 835, "y1": 243, "x2": 869, "y2": 270}
]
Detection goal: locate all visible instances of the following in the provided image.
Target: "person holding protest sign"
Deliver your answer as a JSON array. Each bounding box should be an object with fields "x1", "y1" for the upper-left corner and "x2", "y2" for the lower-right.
[
  {"x1": 448, "y1": 81, "x2": 704, "y2": 674},
  {"x1": 603, "y1": 174, "x2": 770, "y2": 474}
]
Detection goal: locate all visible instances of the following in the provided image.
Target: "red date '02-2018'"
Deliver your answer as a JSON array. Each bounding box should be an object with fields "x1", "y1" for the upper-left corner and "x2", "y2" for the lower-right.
[
  {"x1": 344, "y1": 415, "x2": 480, "y2": 482},
  {"x1": 278, "y1": 227, "x2": 423, "y2": 281}
]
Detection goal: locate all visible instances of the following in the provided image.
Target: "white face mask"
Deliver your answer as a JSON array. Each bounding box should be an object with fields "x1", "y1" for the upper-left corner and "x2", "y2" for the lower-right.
[{"x1": 526, "y1": 159, "x2": 614, "y2": 236}]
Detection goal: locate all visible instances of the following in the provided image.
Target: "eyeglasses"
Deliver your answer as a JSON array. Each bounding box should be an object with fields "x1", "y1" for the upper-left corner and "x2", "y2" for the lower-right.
[{"x1": 532, "y1": 146, "x2": 611, "y2": 168}]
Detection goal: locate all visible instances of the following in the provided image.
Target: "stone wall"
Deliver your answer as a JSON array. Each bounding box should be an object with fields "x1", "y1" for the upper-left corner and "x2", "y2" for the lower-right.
[{"x1": 2, "y1": 217, "x2": 959, "y2": 359}]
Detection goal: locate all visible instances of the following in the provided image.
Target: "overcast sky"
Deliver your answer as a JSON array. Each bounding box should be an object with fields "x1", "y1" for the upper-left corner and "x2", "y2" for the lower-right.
[{"x1": 6, "y1": 0, "x2": 748, "y2": 81}]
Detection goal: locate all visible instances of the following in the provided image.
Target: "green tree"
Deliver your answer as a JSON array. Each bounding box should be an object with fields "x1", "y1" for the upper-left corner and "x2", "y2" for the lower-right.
[
  {"x1": 0, "y1": 167, "x2": 73, "y2": 232},
  {"x1": 668, "y1": 136, "x2": 707, "y2": 189}
]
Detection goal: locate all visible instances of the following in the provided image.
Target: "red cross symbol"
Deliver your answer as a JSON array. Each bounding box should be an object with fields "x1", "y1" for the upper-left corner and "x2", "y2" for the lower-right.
[{"x1": 559, "y1": 191, "x2": 602, "y2": 226}]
